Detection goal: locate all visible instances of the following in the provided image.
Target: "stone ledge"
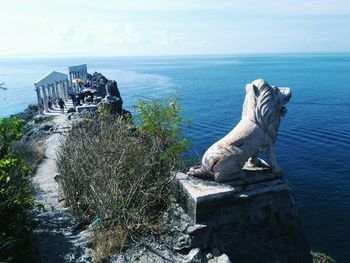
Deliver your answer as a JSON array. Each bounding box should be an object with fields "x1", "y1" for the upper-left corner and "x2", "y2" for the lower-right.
[
  {"x1": 172, "y1": 170, "x2": 312, "y2": 262},
  {"x1": 174, "y1": 171, "x2": 291, "y2": 224}
]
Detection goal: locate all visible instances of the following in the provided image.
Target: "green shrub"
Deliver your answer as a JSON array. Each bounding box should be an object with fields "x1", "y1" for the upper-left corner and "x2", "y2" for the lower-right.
[
  {"x1": 57, "y1": 96, "x2": 189, "y2": 261},
  {"x1": 0, "y1": 116, "x2": 37, "y2": 262},
  {"x1": 133, "y1": 96, "x2": 189, "y2": 167},
  {"x1": 0, "y1": 158, "x2": 36, "y2": 262},
  {"x1": 0, "y1": 117, "x2": 23, "y2": 157}
]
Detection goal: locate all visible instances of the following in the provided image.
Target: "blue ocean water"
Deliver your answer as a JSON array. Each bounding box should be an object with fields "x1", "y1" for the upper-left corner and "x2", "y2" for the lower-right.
[{"x1": 1, "y1": 54, "x2": 350, "y2": 261}]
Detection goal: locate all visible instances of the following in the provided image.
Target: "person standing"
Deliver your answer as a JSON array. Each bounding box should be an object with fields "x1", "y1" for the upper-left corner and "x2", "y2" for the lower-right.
[{"x1": 58, "y1": 98, "x2": 66, "y2": 113}]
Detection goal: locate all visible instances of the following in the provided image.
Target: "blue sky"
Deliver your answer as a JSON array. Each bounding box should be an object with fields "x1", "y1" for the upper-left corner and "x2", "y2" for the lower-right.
[{"x1": 0, "y1": 0, "x2": 349, "y2": 57}]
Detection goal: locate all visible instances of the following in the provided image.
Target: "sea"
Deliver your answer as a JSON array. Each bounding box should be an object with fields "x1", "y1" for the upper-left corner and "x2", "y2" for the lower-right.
[{"x1": 1, "y1": 54, "x2": 349, "y2": 262}]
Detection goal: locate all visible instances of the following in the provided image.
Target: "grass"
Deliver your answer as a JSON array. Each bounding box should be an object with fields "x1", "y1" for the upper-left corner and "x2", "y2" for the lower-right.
[{"x1": 92, "y1": 226, "x2": 129, "y2": 263}]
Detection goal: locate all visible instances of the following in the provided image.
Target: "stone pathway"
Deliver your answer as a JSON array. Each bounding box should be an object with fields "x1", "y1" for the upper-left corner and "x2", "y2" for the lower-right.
[
  {"x1": 44, "y1": 101, "x2": 73, "y2": 116},
  {"x1": 32, "y1": 113, "x2": 93, "y2": 263}
]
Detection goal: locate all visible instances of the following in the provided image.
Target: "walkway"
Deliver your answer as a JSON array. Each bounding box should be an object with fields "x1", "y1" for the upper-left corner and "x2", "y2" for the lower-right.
[
  {"x1": 32, "y1": 112, "x2": 93, "y2": 262},
  {"x1": 43, "y1": 101, "x2": 74, "y2": 116}
]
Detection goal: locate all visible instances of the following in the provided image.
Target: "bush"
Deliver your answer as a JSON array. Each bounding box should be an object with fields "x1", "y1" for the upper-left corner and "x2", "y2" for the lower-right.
[
  {"x1": 133, "y1": 96, "x2": 189, "y2": 167},
  {"x1": 57, "y1": 97, "x2": 189, "y2": 261},
  {"x1": 57, "y1": 115, "x2": 178, "y2": 223},
  {"x1": 0, "y1": 158, "x2": 36, "y2": 262},
  {"x1": 0, "y1": 117, "x2": 23, "y2": 157},
  {"x1": 0, "y1": 116, "x2": 37, "y2": 262}
]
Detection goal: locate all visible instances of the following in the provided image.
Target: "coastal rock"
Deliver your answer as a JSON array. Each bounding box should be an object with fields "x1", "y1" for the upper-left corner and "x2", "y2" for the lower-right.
[
  {"x1": 106, "y1": 80, "x2": 121, "y2": 97},
  {"x1": 87, "y1": 72, "x2": 109, "y2": 97},
  {"x1": 86, "y1": 71, "x2": 124, "y2": 114}
]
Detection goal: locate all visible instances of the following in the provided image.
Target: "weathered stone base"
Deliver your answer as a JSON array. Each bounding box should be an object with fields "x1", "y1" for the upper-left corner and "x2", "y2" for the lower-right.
[
  {"x1": 76, "y1": 105, "x2": 99, "y2": 113},
  {"x1": 173, "y1": 171, "x2": 312, "y2": 263}
]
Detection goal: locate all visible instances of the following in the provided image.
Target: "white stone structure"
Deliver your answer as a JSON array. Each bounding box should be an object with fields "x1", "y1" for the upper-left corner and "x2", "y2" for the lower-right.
[
  {"x1": 68, "y1": 64, "x2": 88, "y2": 93},
  {"x1": 189, "y1": 79, "x2": 291, "y2": 182},
  {"x1": 34, "y1": 71, "x2": 69, "y2": 114}
]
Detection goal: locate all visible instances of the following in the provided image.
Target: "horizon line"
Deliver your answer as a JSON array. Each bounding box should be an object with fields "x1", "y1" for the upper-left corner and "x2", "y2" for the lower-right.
[{"x1": 1, "y1": 51, "x2": 350, "y2": 60}]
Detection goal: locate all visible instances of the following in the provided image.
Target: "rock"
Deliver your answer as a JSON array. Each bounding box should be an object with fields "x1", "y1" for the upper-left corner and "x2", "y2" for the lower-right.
[
  {"x1": 211, "y1": 248, "x2": 220, "y2": 257},
  {"x1": 25, "y1": 127, "x2": 45, "y2": 140},
  {"x1": 106, "y1": 80, "x2": 121, "y2": 97},
  {"x1": 187, "y1": 224, "x2": 211, "y2": 248},
  {"x1": 34, "y1": 115, "x2": 47, "y2": 123},
  {"x1": 110, "y1": 237, "x2": 185, "y2": 263},
  {"x1": 87, "y1": 72, "x2": 109, "y2": 97},
  {"x1": 39, "y1": 124, "x2": 52, "y2": 131},
  {"x1": 67, "y1": 107, "x2": 76, "y2": 113},
  {"x1": 174, "y1": 234, "x2": 191, "y2": 251},
  {"x1": 184, "y1": 248, "x2": 203, "y2": 263},
  {"x1": 208, "y1": 254, "x2": 231, "y2": 263},
  {"x1": 76, "y1": 105, "x2": 98, "y2": 113},
  {"x1": 206, "y1": 253, "x2": 214, "y2": 260}
]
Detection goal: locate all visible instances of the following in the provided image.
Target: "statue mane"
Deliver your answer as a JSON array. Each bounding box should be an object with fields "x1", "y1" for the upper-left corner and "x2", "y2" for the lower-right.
[{"x1": 243, "y1": 79, "x2": 281, "y2": 143}]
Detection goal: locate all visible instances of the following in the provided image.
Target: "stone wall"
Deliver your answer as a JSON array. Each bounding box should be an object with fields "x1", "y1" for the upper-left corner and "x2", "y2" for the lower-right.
[{"x1": 173, "y1": 171, "x2": 312, "y2": 263}]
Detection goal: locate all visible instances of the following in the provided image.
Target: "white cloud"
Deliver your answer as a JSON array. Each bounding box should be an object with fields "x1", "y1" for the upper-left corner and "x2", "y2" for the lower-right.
[
  {"x1": 120, "y1": 24, "x2": 143, "y2": 45},
  {"x1": 54, "y1": 24, "x2": 75, "y2": 42},
  {"x1": 156, "y1": 30, "x2": 178, "y2": 46}
]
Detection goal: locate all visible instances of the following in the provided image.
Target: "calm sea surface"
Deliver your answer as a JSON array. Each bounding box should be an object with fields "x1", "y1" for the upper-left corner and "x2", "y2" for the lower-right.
[{"x1": 1, "y1": 54, "x2": 350, "y2": 262}]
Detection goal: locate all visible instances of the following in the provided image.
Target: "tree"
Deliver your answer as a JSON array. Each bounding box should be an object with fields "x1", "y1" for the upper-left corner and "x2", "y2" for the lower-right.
[{"x1": 133, "y1": 96, "x2": 190, "y2": 167}]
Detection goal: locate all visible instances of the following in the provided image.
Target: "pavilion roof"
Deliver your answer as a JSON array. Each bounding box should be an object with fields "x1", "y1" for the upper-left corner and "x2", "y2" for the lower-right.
[{"x1": 35, "y1": 71, "x2": 68, "y2": 87}]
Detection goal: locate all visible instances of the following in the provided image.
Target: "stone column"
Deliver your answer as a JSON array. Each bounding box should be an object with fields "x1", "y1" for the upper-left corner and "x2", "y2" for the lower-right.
[
  {"x1": 57, "y1": 81, "x2": 61, "y2": 98},
  {"x1": 47, "y1": 84, "x2": 53, "y2": 103},
  {"x1": 51, "y1": 83, "x2": 57, "y2": 107},
  {"x1": 69, "y1": 72, "x2": 73, "y2": 86},
  {"x1": 65, "y1": 79, "x2": 69, "y2": 101},
  {"x1": 35, "y1": 84, "x2": 44, "y2": 115},
  {"x1": 42, "y1": 86, "x2": 49, "y2": 112},
  {"x1": 56, "y1": 82, "x2": 60, "y2": 103},
  {"x1": 60, "y1": 81, "x2": 66, "y2": 101},
  {"x1": 55, "y1": 82, "x2": 60, "y2": 101}
]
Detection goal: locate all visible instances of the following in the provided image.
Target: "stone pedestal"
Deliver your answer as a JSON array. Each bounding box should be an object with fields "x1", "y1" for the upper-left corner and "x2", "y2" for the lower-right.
[{"x1": 173, "y1": 170, "x2": 312, "y2": 263}]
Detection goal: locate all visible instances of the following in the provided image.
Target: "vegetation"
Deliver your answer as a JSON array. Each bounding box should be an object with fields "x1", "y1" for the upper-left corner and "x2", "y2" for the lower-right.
[
  {"x1": 0, "y1": 116, "x2": 38, "y2": 262},
  {"x1": 56, "y1": 96, "x2": 189, "y2": 262},
  {"x1": 133, "y1": 96, "x2": 189, "y2": 167}
]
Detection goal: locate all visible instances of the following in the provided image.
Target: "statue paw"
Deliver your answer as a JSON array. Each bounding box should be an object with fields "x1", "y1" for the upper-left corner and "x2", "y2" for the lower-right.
[{"x1": 188, "y1": 165, "x2": 214, "y2": 179}]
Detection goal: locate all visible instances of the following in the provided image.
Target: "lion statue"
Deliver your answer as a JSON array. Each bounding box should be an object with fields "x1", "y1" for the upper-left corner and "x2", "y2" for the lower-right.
[{"x1": 188, "y1": 79, "x2": 291, "y2": 182}]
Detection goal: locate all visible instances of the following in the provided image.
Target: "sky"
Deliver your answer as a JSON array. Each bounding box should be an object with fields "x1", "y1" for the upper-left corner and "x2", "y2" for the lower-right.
[{"x1": 0, "y1": 0, "x2": 350, "y2": 57}]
